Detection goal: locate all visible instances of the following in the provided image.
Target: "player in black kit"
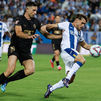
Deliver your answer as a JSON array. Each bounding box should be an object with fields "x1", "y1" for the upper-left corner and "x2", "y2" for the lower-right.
[
  {"x1": 0, "y1": 1, "x2": 62, "y2": 92},
  {"x1": 49, "y1": 16, "x2": 62, "y2": 70}
]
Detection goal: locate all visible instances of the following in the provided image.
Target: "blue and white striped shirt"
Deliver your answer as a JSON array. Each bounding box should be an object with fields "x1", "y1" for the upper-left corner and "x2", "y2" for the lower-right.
[
  {"x1": 58, "y1": 21, "x2": 84, "y2": 51},
  {"x1": 0, "y1": 21, "x2": 8, "y2": 47}
]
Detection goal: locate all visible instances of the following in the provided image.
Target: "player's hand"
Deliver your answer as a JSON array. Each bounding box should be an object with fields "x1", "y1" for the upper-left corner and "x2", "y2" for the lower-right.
[{"x1": 28, "y1": 34, "x2": 39, "y2": 39}]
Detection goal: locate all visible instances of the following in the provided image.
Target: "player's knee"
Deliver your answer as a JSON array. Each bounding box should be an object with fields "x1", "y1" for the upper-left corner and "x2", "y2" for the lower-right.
[
  {"x1": 75, "y1": 55, "x2": 86, "y2": 64},
  {"x1": 80, "y1": 59, "x2": 86, "y2": 64},
  {"x1": 25, "y1": 67, "x2": 35, "y2": 75},
  {"x1": 30, "y1": 67, "x2": 35, "y2": 74},
  {"x1": 54, "y1": 51, "x2": 60, "y2": 56}
]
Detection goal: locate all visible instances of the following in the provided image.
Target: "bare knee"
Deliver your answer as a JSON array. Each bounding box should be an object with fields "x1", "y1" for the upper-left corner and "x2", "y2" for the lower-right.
[
  {"x1": 54, "y1": 50, "x2": 60, "y2": 56},
  {"x1": 23, "y1": 59, "x2": 35, "y2": 75},
  {"x1": 75, "y1": 54, "x2": 86, "y2": 64},
  {"x1": 80, "y1": 59, "x2": 86, "y2": 64},
  {"x1": 55, "y1": 53, "x2": 59, "y2": 57},
  {"x1": 25, "y1": 67, "x2": 35, "y2": 75}
]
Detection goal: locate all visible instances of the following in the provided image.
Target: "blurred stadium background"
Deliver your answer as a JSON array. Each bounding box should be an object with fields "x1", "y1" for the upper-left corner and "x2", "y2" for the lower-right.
[
  {"x1": 0, "y1": 0, "x2": 101, "y2": 55},
  {"x1": 0, "y1": 0, "x2": 101, "y2": 101}
]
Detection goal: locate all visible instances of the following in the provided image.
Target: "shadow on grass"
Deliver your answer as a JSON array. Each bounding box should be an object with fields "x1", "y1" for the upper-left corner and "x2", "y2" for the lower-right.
[
  {"x1": 52, "y1": 94, "x2": 69, "y2": 99},
  {"x1": 0, "y1": 92, "x2": 24, "y2": 97},
  {"x1": 40, "y1": 93, "x2": 89, "y2": 101},
  {"x1": 40, "y1": 93, "x2": 69, "y2": 101}
]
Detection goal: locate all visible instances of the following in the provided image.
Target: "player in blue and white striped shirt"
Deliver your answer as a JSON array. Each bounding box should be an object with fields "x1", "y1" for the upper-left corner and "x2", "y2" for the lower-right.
[
  {"x1": 0, "y1": 20, "x2": 11, "y2": 60},
  {"x1": 41, "y1": 14, "x2": 91, "y2": 98}
]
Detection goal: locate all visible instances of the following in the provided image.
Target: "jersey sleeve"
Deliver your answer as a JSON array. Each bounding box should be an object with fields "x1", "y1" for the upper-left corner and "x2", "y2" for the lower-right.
[
  {"x1": 15, "y1": 17, "x2": 23, "y2": 26},
  {"x1": 58, "y1": 21, "x2": 69, "y2": 30},
  {"x1": 79, "y1": 31, "x2": 84, "y2": 42},
  {"x1": 3, "y1": 23, "x2": 8, "y2": 32},
  {"x1": 36, "y1": 19, "x2": 41, "y2": 30}
]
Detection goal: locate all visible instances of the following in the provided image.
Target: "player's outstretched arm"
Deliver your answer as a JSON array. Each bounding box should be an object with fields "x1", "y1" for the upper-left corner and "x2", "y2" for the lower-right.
[
  {"x1": 42, "y1": 32, "x2": 62, "y2": 39},
  {"x1": 79, "y1": 41, "x2": 91, "y2": 50},
  {"x1": 42, "y1": 24, "x2": 58, "y2": 29},
  {"x1": 40, "y1": 24, "x2": 62, "y2": 39}
]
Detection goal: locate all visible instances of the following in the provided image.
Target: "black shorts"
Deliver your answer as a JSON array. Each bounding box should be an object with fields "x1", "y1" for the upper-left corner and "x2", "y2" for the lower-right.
[
  {"x1": 52, "y1": 39, "x2": 62, "y2": 52},
  {"x1": 8, "y1": 45, "x2": 33, "y2": 65},
  {"x1": 52, "y1": 42, "x2": 61, "y2": 52}
]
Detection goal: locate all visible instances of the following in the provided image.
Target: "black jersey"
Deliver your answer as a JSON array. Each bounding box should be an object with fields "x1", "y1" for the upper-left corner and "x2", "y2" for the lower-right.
[
  {"x1": 11, "y1": 16, "x2": 41, "y2": 53},
  {"x1": 51, "y1": 28, "x2": 62, "y2": 44}
]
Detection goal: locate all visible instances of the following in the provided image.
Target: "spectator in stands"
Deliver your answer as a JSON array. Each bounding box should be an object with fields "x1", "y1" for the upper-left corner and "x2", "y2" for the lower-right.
[
  {"x1": 0, "y1": 0, "x2": 101, "y2": 31},
  {"x1": 98, "y1": 19, "x2": 101, "y2": 31},
  {"x1": 91, "y1": 32, "x2": 97, "y2": 44}
]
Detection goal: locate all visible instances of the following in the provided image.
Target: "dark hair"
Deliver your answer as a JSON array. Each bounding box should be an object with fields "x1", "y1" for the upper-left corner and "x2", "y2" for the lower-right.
[
  {"x1": 26, "y1": 1, "x2": 38, "y2": 7},
  {"x1": 55, "y1": 15, "x2": 60, "y2": 18},
  {"x1": 75, "y1": 14, "x2": 88, "y2": 22}
]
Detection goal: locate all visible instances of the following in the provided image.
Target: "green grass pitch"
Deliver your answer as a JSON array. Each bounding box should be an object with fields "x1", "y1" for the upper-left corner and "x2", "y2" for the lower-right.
[{"x1": 0, "y1": 54, "x2": 101, "y2": 101}]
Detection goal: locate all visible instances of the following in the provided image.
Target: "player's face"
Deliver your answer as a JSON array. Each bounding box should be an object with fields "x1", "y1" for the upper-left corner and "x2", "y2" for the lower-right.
[
  {"x1": 55, "y1": 16, "x2": 61, "y2": 23},
  {"x1": 75, "y1": 18, "x2": 86, "y2": 30},
  {"x1": 27, "y1": 6, "x2": 37, "y2": 18}
]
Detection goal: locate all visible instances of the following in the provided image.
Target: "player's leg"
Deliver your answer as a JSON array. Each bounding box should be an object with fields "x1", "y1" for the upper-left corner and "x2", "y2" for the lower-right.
[
  {"x1": 65, "y1": 54, "x2": 85, "y2": 81},
  {"x1": 0, "y1": 46, "x2": 2, "y2": 61},
  {"x1": 50, "y1": 56, "x2": 55, "y2": 68},
  {"x1": 54, "y1": 50, "x2": 62, "y2": 70},
  {"x1": 44, "y1": 50, "x2": 69, "y2": 98},
  {"x1": 44, "y1": 79, "x2": 64, "y2": 98},
  {"x1": 44, "y1": 74, "x2": 75, "y2": 98},
  {"x1": 6, "y1": 59, "x2": 35, "y2": 83},
  {"x1": 52, "y1": 56, "x2": 55, "y2": 63},
  {"x1": 44, "y1": 75, "x2": 76, "y2": 98},
  {"x1": 50, "y1": 43, "x2": 55, "y2": 68},
  {"x1": 0, "y1": 55, "x2": 17, "y2": 92},
  {"x1": 4, "y1": 50, "x2": 34, "y2": 83},
  {"x1": 0, "y1": 55, "x2": 17, "y2": 85},
  {"x1": 44, "y1": 65, "x2": 74, "y2": 96},
  {"x1": 23, "y1": 59, "x2": 35, "y2": 75},
  {"x1": 66, "y1": 71, "x2": 75, "y2": 84},
  {"x1": 45, "y1": 49, "x2": 84, "y2": 97},
  {"x1": 44, "y1": 49, "x2": 84, "y2": 98},
  {"x1": 63, "y1": 49, "x2": 85, "y2": 87}
]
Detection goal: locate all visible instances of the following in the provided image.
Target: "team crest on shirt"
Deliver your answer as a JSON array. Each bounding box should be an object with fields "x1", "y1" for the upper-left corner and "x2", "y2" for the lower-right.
[
  {"x1": 70, "y1": 30, "x2": 74, "y2": 35},
  {"x1": 15, "y1": 20, "x2": 19, "y2": 24},
  {"x1": 23, "y1": 24, "x2": 26, "y2": 27},
  {"x1": 33, "y1": 24, "x2": 36, "y2": 29},
  {"x1": 10, "y1": 46, "x2": 15, "y2": 53}
]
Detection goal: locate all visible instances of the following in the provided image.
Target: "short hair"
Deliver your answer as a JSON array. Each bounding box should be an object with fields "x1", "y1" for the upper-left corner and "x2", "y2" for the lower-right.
[
  {"x1": 55, "y1": 15, "x2": 60, "y2": 18},
  {"x1": 74, "y1": 14, "x2": 88, "y2": 22},
  {"x1": 26, "y1": 1, "x2": 38, "y2": 7}
]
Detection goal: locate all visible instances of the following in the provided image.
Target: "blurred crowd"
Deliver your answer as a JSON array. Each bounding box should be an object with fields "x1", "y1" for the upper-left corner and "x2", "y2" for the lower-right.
[{"x1": 0, "y1": 0, "x2": 101, "y2": 32}]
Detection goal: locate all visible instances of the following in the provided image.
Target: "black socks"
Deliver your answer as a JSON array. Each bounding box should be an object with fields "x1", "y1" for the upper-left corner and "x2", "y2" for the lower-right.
[
  {"x1": 0, "y1": 73, "x2": 8, "y2": 84},
  {"x1": 7, "y1": 69, "x2": 27, "y2": 83}
]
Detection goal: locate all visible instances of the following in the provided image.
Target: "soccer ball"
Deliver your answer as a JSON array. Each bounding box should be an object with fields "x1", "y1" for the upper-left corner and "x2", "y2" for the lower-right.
[{"x1": 90, "y1": 45, "x2": 101, "y2": 57}]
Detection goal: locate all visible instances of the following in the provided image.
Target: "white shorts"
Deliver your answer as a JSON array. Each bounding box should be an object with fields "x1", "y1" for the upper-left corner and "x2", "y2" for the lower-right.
[{"x1": 61, "y1": 48, "x2": 79, "y2": 74}]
